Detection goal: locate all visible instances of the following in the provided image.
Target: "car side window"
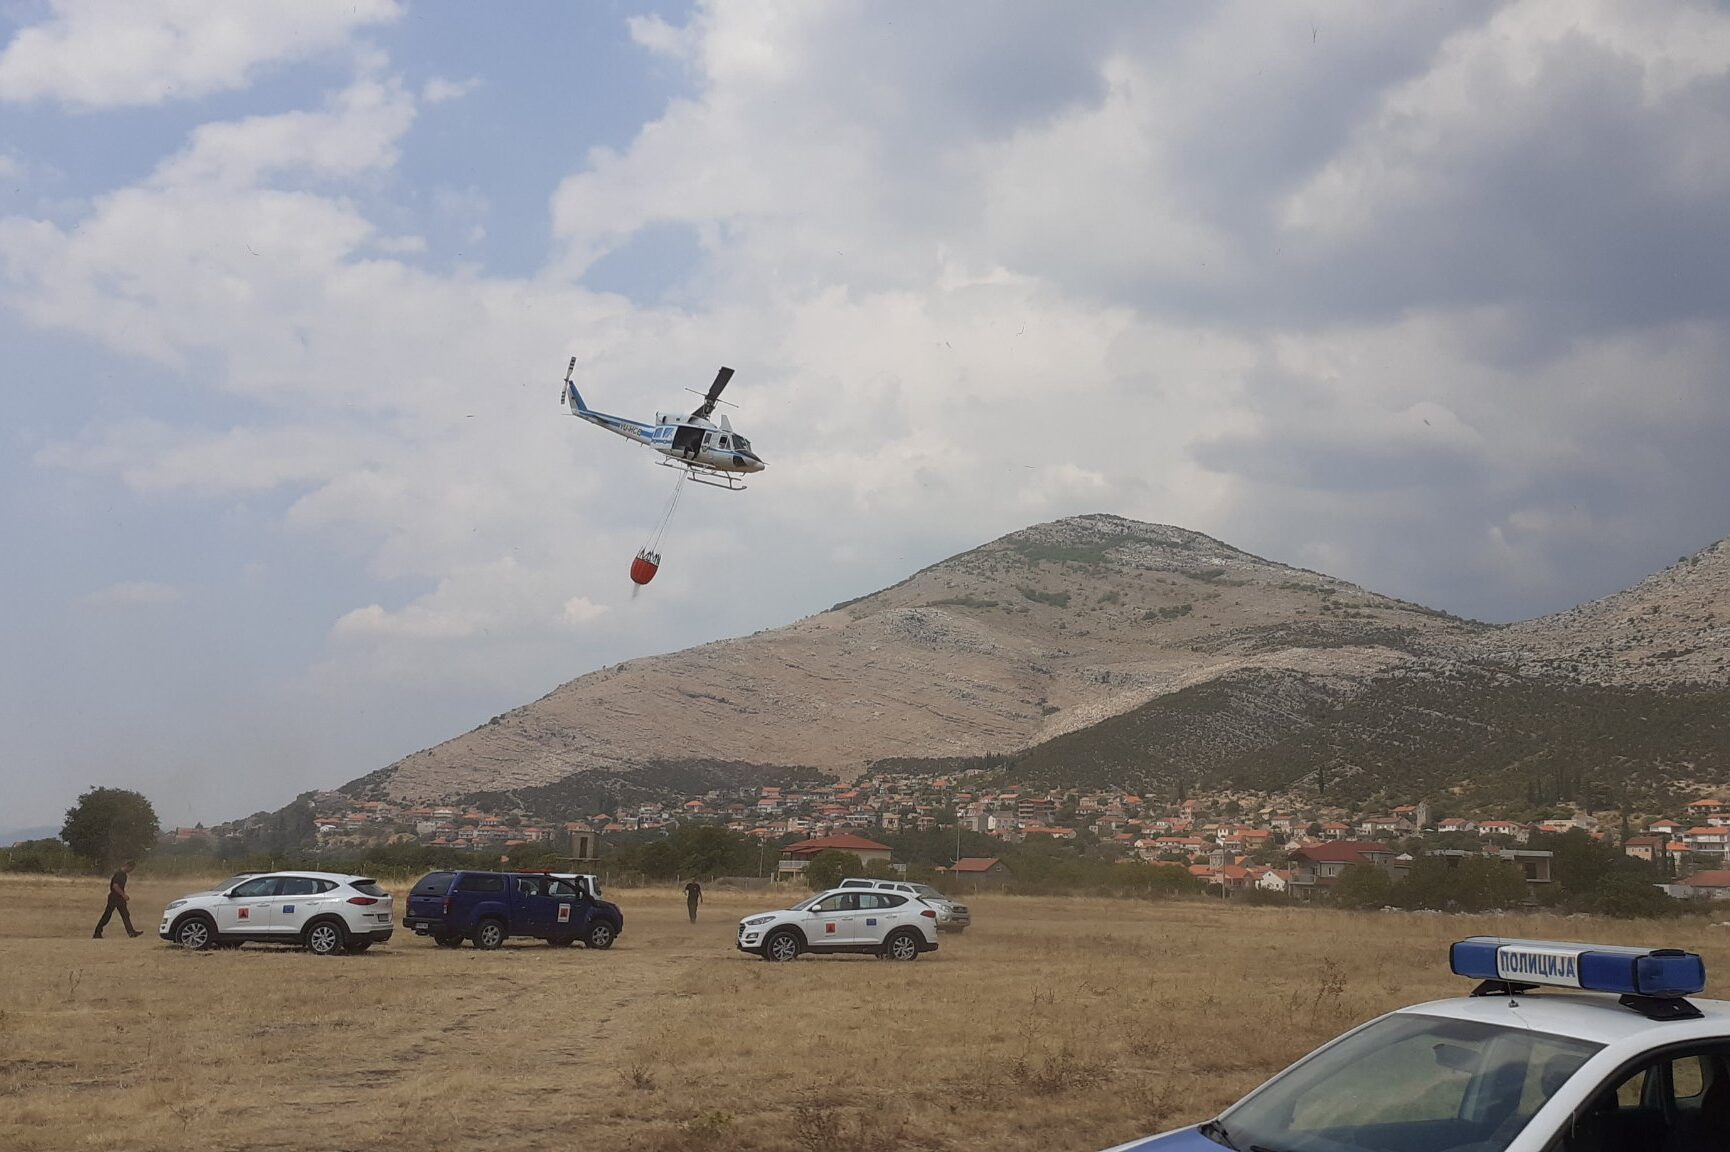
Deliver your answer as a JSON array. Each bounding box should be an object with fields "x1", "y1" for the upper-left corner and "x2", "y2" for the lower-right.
[
  {"x1": 1557, "y1": 1044, "x2": 1730, "y2": 1152},
  {"x1": 877, "y1": 894, "x2": 908, "y2": 907},
  {"x1": 457, "y1": 874, "x2": 504, "y2": 894},
  {"x1": 231, "y1": 877, "x2": 279, "y2": 897},
  {"x1": 277, "y1": 877, "x2": 320, "y2": 896},
  {"x1": 547, "y1": 881, "x2": 577, "y2": 899},
  {"x1": 516, "y1": 877, "x2": 541, "y2": 897},
  {"x1": 854, "y1": 893, "x2": 881, "y2": 910},
  {"x1": 814, "y1": 893, "x2": 864, "y2": 912}
]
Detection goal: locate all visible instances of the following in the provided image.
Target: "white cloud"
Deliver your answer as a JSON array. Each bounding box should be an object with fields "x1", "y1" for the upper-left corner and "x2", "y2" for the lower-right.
[
  {"x1": 421, "y1": 76, "x2": 480, "y2": 104},
  {"x1": 0, "y1": 0, "x2": 402, "y2": 108},
  {"x1": 561, "y1": 596, "x2": 608, "y2": 627}
]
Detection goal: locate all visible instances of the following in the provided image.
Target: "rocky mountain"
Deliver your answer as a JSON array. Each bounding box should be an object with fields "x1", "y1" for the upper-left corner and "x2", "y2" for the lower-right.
[
  {"x1": 344, "y1": 514, "x2": 1730, "y2": 812},
  {"x1": 1502, "y1": 538, "x2": 1730, "y2": 687}
]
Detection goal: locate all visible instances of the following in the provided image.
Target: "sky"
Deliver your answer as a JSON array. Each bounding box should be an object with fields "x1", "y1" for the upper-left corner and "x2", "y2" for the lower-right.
[{"x1": 3, "y1": 1, "x2": 1729, "y2": 835}]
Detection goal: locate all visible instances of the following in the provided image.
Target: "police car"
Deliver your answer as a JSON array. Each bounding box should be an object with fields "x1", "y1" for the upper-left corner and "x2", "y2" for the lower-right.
[
  {"x1": 1108, "y1": 937, "x2": 1730, "y2": 1152},
  {"x1": 159, "y1": 871, "x2": 394, "y2": 955},
  {"x1": 737, "y1": 886, "x2": 940, "y2": 961}
]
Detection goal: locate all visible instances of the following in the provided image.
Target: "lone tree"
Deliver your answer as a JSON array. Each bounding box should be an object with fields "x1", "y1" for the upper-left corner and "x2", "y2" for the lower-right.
[
  {"x1": 61, "y1": 787, "x2": 159, "y2": 870},
  {"x1": 803, "y1": 849, "x2": 863, "y2": 891}
]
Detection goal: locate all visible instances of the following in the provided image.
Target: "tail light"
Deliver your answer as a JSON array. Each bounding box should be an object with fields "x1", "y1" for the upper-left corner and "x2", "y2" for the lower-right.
[
  {"x1": 920, "y1": 909, "x2": 937, "y2": 918},
  {"x1": 443, "y1": 897, "x2": 453, "y2": 916},
  {"x1": 347, "y1": 896, "x2": 379, "y2": 905}
]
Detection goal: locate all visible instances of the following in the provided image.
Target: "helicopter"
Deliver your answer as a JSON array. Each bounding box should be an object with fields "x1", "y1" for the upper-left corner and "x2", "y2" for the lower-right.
[{"x1": 559, "y1": 358, "x2": 765, "y2": 491}]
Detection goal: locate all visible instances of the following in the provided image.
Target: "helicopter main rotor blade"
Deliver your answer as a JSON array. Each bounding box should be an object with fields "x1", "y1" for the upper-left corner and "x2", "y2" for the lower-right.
[{"x1": 689, "y1": 365, "x2": 735, "y2": 420}]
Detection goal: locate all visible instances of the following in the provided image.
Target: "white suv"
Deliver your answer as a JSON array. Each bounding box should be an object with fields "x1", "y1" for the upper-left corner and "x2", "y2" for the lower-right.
[
  {"x1": 839, "y1": 877, "x2": 971, "y2": 932},
  {"x1": 737, "y1": 886, "x2": 939, "y2": 962},
  {"x1": 159, "y1": 871, "x2": 394, "y2": 956}
]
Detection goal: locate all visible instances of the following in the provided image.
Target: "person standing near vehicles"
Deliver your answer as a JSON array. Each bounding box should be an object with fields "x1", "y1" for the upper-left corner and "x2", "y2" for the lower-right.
[
  {"x1": 684, "y1": 879, "x2": 702, "y2": 923},
  {"x1": 93, "y1": 860, "x2": 141, "y2": 938}
]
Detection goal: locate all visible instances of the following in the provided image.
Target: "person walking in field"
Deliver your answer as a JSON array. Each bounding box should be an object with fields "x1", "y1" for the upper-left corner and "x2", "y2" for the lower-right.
[
  {"x1": 93, "y1": 860, "x2": 142, "y2": 938},
  {"x1": 684, "y1": 879, "x2": 702, "y2": 923}
]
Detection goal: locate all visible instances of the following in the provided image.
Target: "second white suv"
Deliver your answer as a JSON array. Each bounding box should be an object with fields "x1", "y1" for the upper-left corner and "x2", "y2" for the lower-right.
[
  {"x1": 737, "y1": 887, "x2": 939, "y2": 961},
  {"x1": 839, "y1": 877, "x2": 971, "y2": 932},
  {"x1": 159, "y1": 871, "x2": 394, "y2": 955}
]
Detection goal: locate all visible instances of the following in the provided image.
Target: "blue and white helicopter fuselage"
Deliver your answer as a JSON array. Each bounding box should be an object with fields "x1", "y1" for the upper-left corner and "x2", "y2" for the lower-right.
[{"x1": 560, "y1": 360, "x2": 765, "y2": 490}]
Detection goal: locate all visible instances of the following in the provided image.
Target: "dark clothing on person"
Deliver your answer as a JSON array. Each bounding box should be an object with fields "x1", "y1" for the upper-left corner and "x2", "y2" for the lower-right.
[
  {"x1": 95, "y1": 870, "x2": 140, "y2": 937},
  {"x1": 684, "y1": 881, "x2": 702, "y2": 923},
  {"x1": 95, "y1": 896, "x2": 138, "y2": 937}
]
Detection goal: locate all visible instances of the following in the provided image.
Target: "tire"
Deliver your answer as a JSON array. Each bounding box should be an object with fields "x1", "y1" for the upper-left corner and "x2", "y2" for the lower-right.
[
  {"x1": 304, "y1": 919, "x2": 348, "y2": 957},
  {"x1": 433, "y1": 933, "x2": 464, "y2": 948},
  {"x1": 344, "y1": 940, "x2": 373, "y2": 954},
  {"x1": 884, "y1": 929, "x2": 922, "y2": 962},
  {"x1": 173, "y1": 915, "x2": 215, "y2": 951},
  {"x1": 762, "y1": 929, "x2": 801, "y2": 962},
  {"x1": 473, "y1": 919, "x2": 506, "y2": 950},
  {"x1": 547, "y1": 937, "x2": 576, "y2": 948},
  {"x1": 585, "y1": 921, "x2": 616, "y2": 950}
]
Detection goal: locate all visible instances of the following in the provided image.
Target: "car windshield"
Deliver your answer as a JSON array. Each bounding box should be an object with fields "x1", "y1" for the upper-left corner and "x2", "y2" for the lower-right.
[
  {"x1": 1206, "y1": 1013, "x2": 1600, "y2": 1152},
  {"x1": 789, "y1": 894, "x2": 825, "y2": 912}
]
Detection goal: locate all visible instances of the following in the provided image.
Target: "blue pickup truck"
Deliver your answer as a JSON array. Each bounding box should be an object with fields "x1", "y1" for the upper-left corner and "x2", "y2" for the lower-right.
[{"x1": 403, "y1": 871, "x2": 623, "y2": 950}]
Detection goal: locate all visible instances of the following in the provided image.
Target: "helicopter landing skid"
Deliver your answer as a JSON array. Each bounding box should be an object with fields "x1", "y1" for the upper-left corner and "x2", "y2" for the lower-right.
[{"x1": 657, "y1": 456, "x2": 748, "y2": 491}]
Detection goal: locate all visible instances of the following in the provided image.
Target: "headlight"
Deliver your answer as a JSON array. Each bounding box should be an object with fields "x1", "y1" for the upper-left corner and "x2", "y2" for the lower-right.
[
  {"x1": 165, "y1": 900, "x2": 187, "y2": 910},
  {"x1": 743, "y1": 915, "x2": 776, "y2": 927}
]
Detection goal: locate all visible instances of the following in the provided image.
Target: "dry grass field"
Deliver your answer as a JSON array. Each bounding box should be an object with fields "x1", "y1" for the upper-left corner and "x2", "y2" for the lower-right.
[{"x1": 5, "y1": 875, "x2": 1730, "y2": 1152}]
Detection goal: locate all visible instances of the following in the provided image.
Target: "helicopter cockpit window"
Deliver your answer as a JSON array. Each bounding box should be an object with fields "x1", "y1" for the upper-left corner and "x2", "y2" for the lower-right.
[{"x1": 733, "y1": 435, "x2": 751, "y2": 453}]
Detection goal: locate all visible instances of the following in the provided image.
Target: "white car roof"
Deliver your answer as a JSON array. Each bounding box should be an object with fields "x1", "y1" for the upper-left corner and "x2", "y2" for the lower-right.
[
  {"x1": 1394, "y1": 991, "x2": 1730, "y2": 1047},
  {"x1": 256, "y1": 870, "x2": 375, "y2": 881}
]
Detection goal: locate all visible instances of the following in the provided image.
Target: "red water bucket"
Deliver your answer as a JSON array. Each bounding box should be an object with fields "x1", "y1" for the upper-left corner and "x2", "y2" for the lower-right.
[{"x1": 630, "y1": 550, "x2": 660, "y2": 585}]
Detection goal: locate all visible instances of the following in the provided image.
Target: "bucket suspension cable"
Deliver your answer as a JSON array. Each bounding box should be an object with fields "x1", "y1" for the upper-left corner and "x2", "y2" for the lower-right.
[{"x1": 646, "y1": 470, "x2": 688, "y2": 555}]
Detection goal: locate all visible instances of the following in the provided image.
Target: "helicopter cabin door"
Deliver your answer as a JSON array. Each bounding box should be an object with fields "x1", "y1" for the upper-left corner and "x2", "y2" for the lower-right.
[{"x1": 671, "y1": 425, "x2": 704, "y2": 459}]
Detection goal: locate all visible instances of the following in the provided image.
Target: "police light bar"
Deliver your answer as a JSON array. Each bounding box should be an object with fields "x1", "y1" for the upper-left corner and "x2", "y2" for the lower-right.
[{"x1": 1450, "y1": 937, "x2": 1706, "y2": 999}]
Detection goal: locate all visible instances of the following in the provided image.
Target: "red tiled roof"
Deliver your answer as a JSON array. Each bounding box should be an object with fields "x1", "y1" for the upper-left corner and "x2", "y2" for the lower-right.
[
  {"x1": 951, "y1": 857, "x2": 1003, "y2": 873},
  {"x1": 1684, "y1": 870, "x2": 1730, "y2": 888},
  {"x1": 782, "y1": 833, "x2": 892, "y2": 857}
]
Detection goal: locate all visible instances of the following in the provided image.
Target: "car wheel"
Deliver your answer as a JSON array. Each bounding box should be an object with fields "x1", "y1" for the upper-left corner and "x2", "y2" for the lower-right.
[
  {"x1": 763, "y1": 929, "x2": 801, "y2": 962},
  {"x1": 473, "y1": 919, "x2": 506, "y2": 950},
  {"x1": 884, "y1": 929, "x2": 921, "y2": 961},
  {"x1": 433, "y1": 933, "x2": 464, "y2": 948},
  {"x1": 548, "y1": 936, "x2": 576, "y2": 948},
  {"x1": 304, "y1": 919, "x2": 347, "y2": 957},
  {"x1": 344, "y1": 940, "x2": 373, "y2": 954},
  {"x1": 174, "y1": 915, "x2": 215, "y2": 951},
  {"x1": 585, "y1": 921, "x2": 615, "y2": 950}
]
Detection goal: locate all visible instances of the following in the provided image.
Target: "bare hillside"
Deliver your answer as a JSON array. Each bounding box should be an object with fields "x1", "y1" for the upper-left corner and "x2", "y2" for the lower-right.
[
  {"x1": 1503, "y1": 538, "x2": 1730, "y2": 686},
  {"x1": 362, "y1": 515, "x2": 1489, "y2": 804}
]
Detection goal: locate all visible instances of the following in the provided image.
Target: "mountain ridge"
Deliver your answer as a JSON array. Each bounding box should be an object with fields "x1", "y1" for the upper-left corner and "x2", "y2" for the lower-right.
[{"x1": 348, "y1": 512, "x2": 1689, "y2": 808}]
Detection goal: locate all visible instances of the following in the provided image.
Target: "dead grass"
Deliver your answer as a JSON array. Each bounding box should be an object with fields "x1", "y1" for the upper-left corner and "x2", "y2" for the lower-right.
[{"x1": 4, "y1": 874, "x2": 1730, "y2": 1151}]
